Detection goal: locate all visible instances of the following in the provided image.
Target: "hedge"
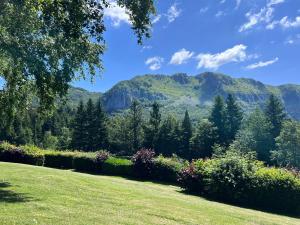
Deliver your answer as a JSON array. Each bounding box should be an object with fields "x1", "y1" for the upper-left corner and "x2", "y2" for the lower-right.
[
  {"x1": 44, "y1": 151, "x2": 77, "y2": 169},
  {"x1": 102, "y1": 157, "x2": 133, "y2": 177},
  {"x1": 0, "y1": 142, "x2": 44, "y2": 166}
]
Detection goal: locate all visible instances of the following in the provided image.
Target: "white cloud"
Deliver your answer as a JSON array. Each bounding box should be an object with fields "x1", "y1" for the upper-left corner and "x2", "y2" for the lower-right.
[
  {"x1": 196, "y1": 44, "x2": 247, "y2": 70},
  {"x1": 152, "y1": 15, "x2": 162, "y2": 24},
  {"x1": 235, "y1": 0, "x2": 242, "y2": 9},
  {"x1": 141, "y1": 45, "x2": 152, "y2": 52},
  {"x1": 145, "y1": 57, "x2": 164, "y2": 70},
  {"x1": 267, "y1": 16, "x2": 300, "y2": 29},
  {"x1": 239, "y1": 0, "x2": 285, "y2": 32},
  {"x1": 170, "y1": 49, "x2": 194, "y2": 65},
  {"x1": 267, "y1": 0, "x2": 285, "y2": 7},
  {"x1": 239, "y1": 7, "x2": 274, "y2": 32},
  {"x1": 199, "y1": 7, "x2": 209, "y2": 14},
  {"x1": 215, "y1": 11, "x2": 226, "y2": 18},
  {"x1": 104, "y1": 1, "x2": 130, "y2": 27},
  {"x1": 167, "y1": 4, "x2": 181, "y2": 23},
  {"x1": 246, "y1": 57, "x2": 279, "y2": 69}
]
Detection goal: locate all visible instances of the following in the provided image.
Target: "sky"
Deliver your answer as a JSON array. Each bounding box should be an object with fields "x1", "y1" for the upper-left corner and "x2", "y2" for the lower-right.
[{"x1": 73, "y1": 0, "x2": 300, "y2": 92}]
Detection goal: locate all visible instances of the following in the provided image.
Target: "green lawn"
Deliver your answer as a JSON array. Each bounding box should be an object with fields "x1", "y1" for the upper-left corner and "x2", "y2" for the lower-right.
[{"x1": 0, "y1": 162, "x2": 299, "y2": 225}]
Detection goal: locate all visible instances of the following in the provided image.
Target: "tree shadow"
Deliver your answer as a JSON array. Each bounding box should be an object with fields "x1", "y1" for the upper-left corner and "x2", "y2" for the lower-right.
[
  {"x1": 0, "y1": 182, "x2": 33, "y2": 203},
  {"x1": 177, "y1": 189, "x2": 300, "y2": 219}
]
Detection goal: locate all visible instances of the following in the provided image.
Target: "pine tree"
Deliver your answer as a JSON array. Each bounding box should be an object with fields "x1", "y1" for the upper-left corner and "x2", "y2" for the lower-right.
[
  {"x1": 128, "y1": 100, "x2": 144, "y2": 153},
  {"x1": 144, "y1": 102, "x2": 161, "y2": 149},
  {"x1": 92, "y1": 98, "x2": 109, "y2": 150},
  {"x1": 180, "y1": 110, "x2": 193, "y2": 159},
  {"x1": 71, "y1": 100, "x2": 87, "y2": 150},
  {"x1": 225, "y1": 94, "x2": 243, "y2": 145},
  {"x1": 265, "y1": 94, "x2": 286, "y2": 139},
  {"x1": 85, "y1": 99, "x2": 95, "y2": 151},
  {"x1": 191, "y1": 119, "x2": 218, "y2": 159},
  {"x1": 156, "y1": 115, "x2": 181, "y2": 157},
  {"x1": 209, "y1": 96, "x2": 226, "y2": 145}
]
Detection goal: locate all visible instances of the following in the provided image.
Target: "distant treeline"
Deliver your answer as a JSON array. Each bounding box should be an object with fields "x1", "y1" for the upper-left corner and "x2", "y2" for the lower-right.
[{"x1": 0, "y1": 94, "x2": 299, "y2": 168}]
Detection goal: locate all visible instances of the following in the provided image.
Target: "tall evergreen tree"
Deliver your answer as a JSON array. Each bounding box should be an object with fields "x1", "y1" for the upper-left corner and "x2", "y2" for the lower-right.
[
  {"x1": 144, "y1": 102, "x2": 161, "y2": 149},
  {"x1": 156, "y1": 115, "x2": 181, "y2": 157},
  {"x1": 191, "y1": 119, "x2": 218, "y2": 159},
  {"x1": 180, "y1": 110, "x2": 193, "y2": 159},
  {"x1": 85, "y1": 99, "x2": 95, "y2": 150},
  {"x1": 209, "y1": 96, "x2": 226, "y2": 145},
  {"x1": 71, "y1": 100, "x2": 87, "y2": 150},
  {"x1": 128, "y1": 100, "x2": 144, "y2": 152},
  {"x1": 92, "y1": 98, "x2": 109, "y2": 150},
  {"x1": 225, "y1": 94, "x2": 243, "y2": 145},
  {"x1": 265, "y1": 94, "x2": 286, "y2": 139}
]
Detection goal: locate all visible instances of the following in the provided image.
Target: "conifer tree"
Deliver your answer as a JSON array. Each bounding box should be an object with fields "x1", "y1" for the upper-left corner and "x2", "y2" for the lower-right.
[
  {"x1": 92, "y1": 98, "x2": 109, "y2": 150},
  {"x1": 128, "y1": 100, "x2": 144, "y2": 152},
  {"x1": 209, "y1": 96, "x2": 226, "y2": 145},
  {"x1": 144, "y1": 102, "x2": 161, "y2": 149},
  {"x1": 265, "y1": 94, "x2": 286, "y2": 139},
  {"x1": 180, "y1": 110, "x2": 193, "y2": 159},
  {"x1": 85, "y1": 99, "x2": 95, "y2": 150},
  {"x1": 156, "y1": 115, "x2": 181, "y2": 156},
  {"x1": 225, "y1": 94, "x2": 243, "y2": 145},
  {"x1": 71, "y1": 100, "x2": 87, "y2": 150}
]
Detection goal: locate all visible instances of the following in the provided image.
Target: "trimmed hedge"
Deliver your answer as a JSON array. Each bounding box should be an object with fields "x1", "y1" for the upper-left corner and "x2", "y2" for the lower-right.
[
  {"x1": 0, "y1": 142, "x2": 44, "y2": 166},
  {"x1": 102, "y1": 157, "x2": 133, "y2": 177},
  {"x1": 72, "y1": 154, "x2": 98, "y2": 173},
  {"x1": 44, "y1": 151, "x2": 76, "y2": 169},
  {"x1": 178, "y1": 151, "x2": 300, "y2": 214}
]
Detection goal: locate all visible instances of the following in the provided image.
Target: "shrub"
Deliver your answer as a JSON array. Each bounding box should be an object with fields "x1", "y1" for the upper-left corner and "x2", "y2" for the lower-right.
[
  {"x1": 251, "y1": 167, "x2": 300, "y2": 213},
  {"x1": 72, "y1": 154, "x2": 98, "y2": 173},
  {"x1": 205, "y1": 151, "x2": 262, "y2": 203},
  {"x1": 0, "y1": 142, "x2": 44, "y2": 166},
  {"x1": 102, "y1": 157, "x2": 133, "y2": 177},
  {"x1": 131, "y1": 148, "x2": 155, "y2": 179},
  {"x1": 44, "y1": 151, "x2": 76, "y2": 169},
  {"x1": 95, "y1": 150, "x2": 110, "y2": 169},
  {"x1": 153, "y1": 155, "x2": 187, "y2": 183},
  {"x1": 178, "y1": 159, "x2": 208, "y2": 193}
]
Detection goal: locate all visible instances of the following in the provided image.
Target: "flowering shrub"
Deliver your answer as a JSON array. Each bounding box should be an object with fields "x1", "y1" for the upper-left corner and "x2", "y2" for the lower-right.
[{"x1": 131, "y1": 148, "x2": 155, "y2": 178}]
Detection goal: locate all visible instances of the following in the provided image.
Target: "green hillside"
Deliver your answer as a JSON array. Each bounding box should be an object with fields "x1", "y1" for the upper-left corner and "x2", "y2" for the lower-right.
[
  {"x1": 0, "y1": 162, "x2": 299, "y2": 225},
  {"x1": 100, "y1": 73, "x2": 300, "y2": 120}
]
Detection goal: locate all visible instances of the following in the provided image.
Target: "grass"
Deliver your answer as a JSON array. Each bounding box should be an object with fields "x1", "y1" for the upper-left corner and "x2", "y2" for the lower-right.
[{"x1": 0, "y1": 162, "x2": 299, "y2": 225}]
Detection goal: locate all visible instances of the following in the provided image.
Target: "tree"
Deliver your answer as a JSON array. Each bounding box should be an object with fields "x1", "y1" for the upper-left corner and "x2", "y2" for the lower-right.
[
  {"x1": 84, "y1": 98, "x2": 95, "y2": 150},
  {"x1": 191, "y1": 119, "x2": 218, "y2": 159},
  {"x1": 156, "y1": 115, "x2": 181, "y2": 157},
  {"x1": 43, "y1": 131, "x2": 58, "y2": 150},
  {"x1": 265, "y1": 94, "x2": 286, "y2": 140},
  {"x1": 209, "y1": 96, "x2": 226, "y2": 145},
  {"x1": 71, "y1": 101, "x2": 87, "y2": 150},
  {"x1": 232, "y1": 109, "x2": 273, "y2": 163},
  {"x1": 92, "y1": 98, "x2": 109, "y2": 150},
  {"x1": 180, "y1": 110, "x2": 193, "y2": 159},
  {"x1": 225, "y1": 94, "x2": 243, "y2": 145},
  {"x1": 271, "y1": 121, "x2": 300, "y2": 168},
  {"x1": 144, "y1": 102, "x2": 161, "y2": 149},
  {"x1": 0, "y1": 0, "x2": 155, "y2": 113},
  {"x1": 128, "y1": 100, "x2": 144, "y2": 152}
]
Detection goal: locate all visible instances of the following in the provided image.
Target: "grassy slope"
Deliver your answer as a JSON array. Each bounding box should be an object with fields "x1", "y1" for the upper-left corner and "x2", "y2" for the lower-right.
[{"x1": 0, "y1": 162, "x2": 299, "y2": 225}]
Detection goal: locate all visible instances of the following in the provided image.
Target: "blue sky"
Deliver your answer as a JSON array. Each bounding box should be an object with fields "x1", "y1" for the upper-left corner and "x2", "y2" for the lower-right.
[{"x1": 74, "y1": 0, "x2": 300, "y2": 92}]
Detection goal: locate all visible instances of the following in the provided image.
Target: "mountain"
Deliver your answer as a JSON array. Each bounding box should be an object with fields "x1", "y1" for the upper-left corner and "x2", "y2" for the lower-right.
[{"x1": 68, "y1": 72, "x2": 300, "y2": 121}]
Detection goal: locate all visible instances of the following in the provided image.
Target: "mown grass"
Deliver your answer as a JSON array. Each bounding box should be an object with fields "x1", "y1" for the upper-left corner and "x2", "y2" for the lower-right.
[{"x1": 0, "y1": 162, "x2": 299, "y2": 225}]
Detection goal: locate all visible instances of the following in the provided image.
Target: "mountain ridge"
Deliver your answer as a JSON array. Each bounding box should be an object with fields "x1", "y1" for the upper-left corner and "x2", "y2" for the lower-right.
[{"x1": 68, "y1": 72, "x2": 300, "y2": 120}]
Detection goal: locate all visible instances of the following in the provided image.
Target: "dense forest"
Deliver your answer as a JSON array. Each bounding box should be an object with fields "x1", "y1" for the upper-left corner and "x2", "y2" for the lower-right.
[{"x1": 1, "y1": 93, "x2": 299, "y2": 168}]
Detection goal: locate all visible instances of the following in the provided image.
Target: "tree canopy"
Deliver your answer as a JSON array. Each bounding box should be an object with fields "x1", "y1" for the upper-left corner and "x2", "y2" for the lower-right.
[{"x1": 0, "y1": 0, "x2": 155, "y2": 111}]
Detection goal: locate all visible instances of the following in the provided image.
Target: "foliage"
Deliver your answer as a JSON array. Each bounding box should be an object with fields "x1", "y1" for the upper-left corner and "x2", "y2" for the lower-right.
[
  {"x1": 144, "y1": 102, "x2": 161, "y2": 149},
  {"x1": 131, "y1": 148, "x2": 155, "y2": 178},
  {"x1": 0, "y1": 0, "x2": 155, "y2": 113},
  {"x1": 102, "y1": 157, "x2": 133, "y2": 177},
  {"x1": 44, "y1": 151, "x2": 77, "y2": 169},
  {"x1": 0, "y1": 142, "x2": 44, "y2": 166},
  {"x1": 72, "y1": 154, "x2": 98, "y2": 173},
  {"x1": 180, "y1": 110, "x2": 193, "y2": 159},
  {"x1": 152, "y1": 155, "x2": 187, "y2": 183},
  {"x1": 271, "y1": 121, "x2": 300, "y2": 168},
  {"x1": 232, "y1": 109, "x2": 274, "y2": 163},
  {"x1": 191, "y1": 119, "x2": 218, "y2": 159}
]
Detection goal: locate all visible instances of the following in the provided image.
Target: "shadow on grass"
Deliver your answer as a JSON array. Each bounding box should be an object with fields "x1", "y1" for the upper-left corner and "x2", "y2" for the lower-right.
[
  {"x1": 177, "y1": 189, "x2": 300, "y2": 219},
  {"x1": 0, "y1": 182, "x2": 33, "y2": 203}
]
